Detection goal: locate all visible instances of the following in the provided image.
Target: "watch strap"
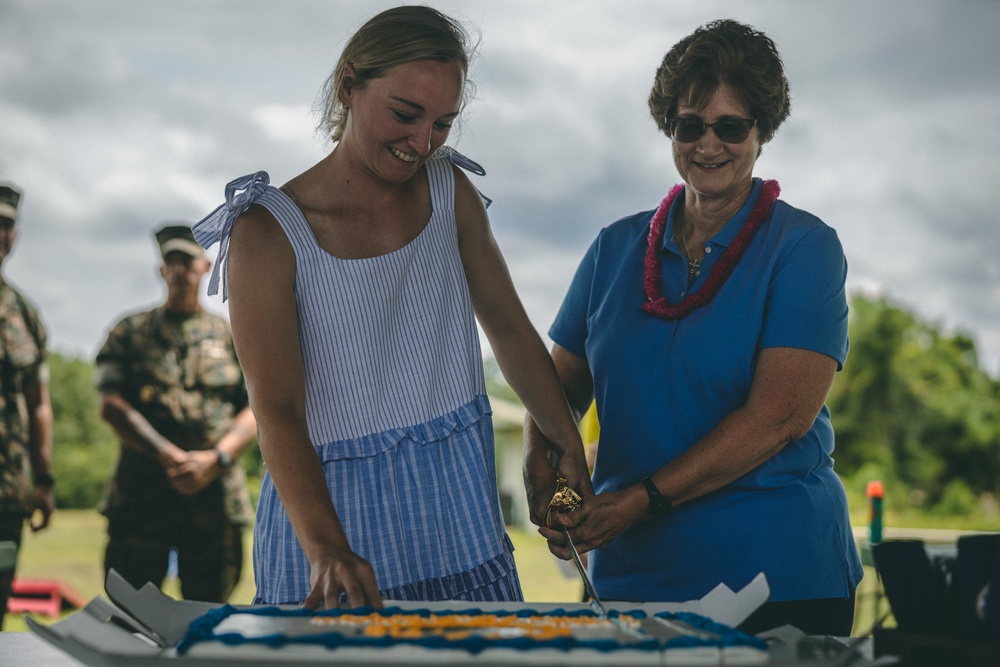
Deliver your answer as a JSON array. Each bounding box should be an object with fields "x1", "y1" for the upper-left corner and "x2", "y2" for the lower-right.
[
  {"x1": 215, "y1": 448, "x2": 234, "y2": 469},
  {"x1": 640, "y1": 476, "x2": 672, "y2": 516}
]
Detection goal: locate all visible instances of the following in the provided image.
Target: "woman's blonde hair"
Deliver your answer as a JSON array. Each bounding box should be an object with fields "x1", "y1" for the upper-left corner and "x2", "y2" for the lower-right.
[{"x1": 317, "y1": 5, "x2": 477, "y2": 143}]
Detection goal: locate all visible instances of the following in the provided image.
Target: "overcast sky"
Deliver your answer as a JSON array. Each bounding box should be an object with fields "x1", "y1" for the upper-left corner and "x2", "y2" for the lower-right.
[{"x1": 2, "y1": 0, "x2": 999, "y2": 375}]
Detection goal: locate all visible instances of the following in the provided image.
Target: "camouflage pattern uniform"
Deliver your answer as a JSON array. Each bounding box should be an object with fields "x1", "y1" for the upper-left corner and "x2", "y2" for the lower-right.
[
  {"x1": 0, "y1": 280, "x2": 48, "y2": 614},
  {"x1": 96, "y1": 306, "x2": 252, "y2": 602}
]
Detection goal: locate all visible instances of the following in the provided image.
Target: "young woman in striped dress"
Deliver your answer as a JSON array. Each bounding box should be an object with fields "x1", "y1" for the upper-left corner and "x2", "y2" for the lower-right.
[{"x1": 194, "y1": 5, "x2": 592, "y2": 610}]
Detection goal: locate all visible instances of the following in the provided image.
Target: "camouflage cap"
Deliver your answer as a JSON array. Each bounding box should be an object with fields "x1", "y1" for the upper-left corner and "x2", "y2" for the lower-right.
[
  {"x1": 155, "y1": 223, "x2": 206, "y2": 259},
  {"x1": 0, "y1": 184, "x2": 20, "y2": 222}
]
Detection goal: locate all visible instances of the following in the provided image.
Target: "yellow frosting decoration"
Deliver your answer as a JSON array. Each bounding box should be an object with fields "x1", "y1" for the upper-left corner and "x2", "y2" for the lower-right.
[{"x1": 311, "y1": 612, "x2": 637, "y2": 640}]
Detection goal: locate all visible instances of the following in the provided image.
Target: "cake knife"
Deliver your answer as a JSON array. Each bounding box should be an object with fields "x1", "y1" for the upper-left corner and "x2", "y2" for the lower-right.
[{"x1": 561, "y1": 525, "x2": 609, "y2": 619}]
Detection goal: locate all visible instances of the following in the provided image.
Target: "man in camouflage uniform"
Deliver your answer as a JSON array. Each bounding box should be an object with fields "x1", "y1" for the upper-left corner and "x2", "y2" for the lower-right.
[
  {"x1": 96, "y1": 224, "x2": 256, "y2": 602},
  {"x1": 0, "y1": 183, "x2": 54, "y2": 628}
]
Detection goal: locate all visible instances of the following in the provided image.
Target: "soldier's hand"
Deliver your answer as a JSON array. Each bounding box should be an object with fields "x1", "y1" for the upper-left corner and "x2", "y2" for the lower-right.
[
  {"x1": 157, "y1": 443, "x2": 189, "y2": 470},
  {"x1": 166, "y1": 450, "x2": 220, "y2": 496},
  {"x1": 28, "y1": 485, "x2": 55, "y2": 532}
]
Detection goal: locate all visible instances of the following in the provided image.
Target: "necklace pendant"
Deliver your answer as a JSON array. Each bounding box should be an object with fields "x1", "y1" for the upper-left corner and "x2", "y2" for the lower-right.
[{"x1": 688, "y1": 258, "x2": 701, "y2": 278}]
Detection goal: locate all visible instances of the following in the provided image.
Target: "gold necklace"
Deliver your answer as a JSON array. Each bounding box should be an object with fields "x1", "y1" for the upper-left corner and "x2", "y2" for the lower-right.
[{"x1": 679, "y1": 222, "x2": 701, "y2": 279}]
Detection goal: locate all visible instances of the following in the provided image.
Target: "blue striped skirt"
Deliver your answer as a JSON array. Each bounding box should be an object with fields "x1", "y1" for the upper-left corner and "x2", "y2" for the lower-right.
[{"x1": 252, "y1": 395, "x2": 522, "y2": 604}]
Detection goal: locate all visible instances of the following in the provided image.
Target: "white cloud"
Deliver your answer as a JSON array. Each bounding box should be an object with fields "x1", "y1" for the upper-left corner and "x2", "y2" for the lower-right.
[{"x1": 253, "y1": 104, "x2": 316, "y2": 145}]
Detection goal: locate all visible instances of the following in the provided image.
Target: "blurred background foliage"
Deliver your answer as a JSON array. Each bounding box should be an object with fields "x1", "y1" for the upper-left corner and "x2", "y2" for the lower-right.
[{"x1": 828, "y1": 294, "x2": 1000, "y2": 527}]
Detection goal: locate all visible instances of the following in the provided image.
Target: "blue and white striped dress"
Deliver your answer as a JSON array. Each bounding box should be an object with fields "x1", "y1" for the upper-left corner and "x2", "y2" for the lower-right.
[{"x1": 194, "y1": 155, "x2": 521, "y2": 604}]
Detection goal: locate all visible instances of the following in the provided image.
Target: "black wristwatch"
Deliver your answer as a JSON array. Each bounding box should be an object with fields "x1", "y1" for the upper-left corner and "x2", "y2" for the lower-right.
[
  {"x1": 640, "y1": 476, "x2": 672, "y2": 517},
  {"x1": 214, "y1": 448, "x2": 234, "y2": 470}
]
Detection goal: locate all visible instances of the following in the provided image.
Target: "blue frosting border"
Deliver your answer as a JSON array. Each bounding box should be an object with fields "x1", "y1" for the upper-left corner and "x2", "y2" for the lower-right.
[{"x1": 176, "y1": 605, "x2": 766, "y2": 655}]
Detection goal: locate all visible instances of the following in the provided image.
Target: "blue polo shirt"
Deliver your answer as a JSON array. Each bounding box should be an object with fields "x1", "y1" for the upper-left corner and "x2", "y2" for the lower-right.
[{"x1": 550, "y1": 178, "x2": 863, "y2": 602}]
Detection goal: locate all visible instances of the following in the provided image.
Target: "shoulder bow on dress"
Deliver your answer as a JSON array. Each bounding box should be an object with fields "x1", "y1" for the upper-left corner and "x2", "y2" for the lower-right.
[{"x1": 192, "y1": 171, "x2": 270, "y2": 300}]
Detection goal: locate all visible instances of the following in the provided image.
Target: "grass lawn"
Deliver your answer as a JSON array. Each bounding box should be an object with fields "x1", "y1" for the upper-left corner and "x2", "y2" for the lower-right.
[{"x1": 5, "y1": 509, "x2": 582, "y2": 633}]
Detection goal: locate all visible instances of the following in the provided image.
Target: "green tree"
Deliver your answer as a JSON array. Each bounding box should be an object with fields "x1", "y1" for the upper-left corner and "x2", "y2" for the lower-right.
[
  {"x1": 47, "y1": 353, "x2": 119, "y2": 508},
  {"x1": 829, "y1": 294, "x2": 1000, "y2": 510}
]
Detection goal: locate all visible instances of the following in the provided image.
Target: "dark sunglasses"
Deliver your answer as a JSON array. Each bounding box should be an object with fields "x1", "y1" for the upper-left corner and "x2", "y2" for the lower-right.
[{"x1": 667, "y1": 117, "x2": 757, "y2": 144}]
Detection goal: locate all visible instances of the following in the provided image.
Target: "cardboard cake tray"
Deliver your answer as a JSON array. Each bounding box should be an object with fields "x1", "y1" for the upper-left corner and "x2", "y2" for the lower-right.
[{"x1": 26, "y1": 570, "x2": 886, "y2": 667}]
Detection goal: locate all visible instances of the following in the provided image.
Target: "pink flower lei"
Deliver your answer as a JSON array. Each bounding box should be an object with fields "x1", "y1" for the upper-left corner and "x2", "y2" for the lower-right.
[{"x1": 642, "y1": 180, "x2": 780, "y2": 320}]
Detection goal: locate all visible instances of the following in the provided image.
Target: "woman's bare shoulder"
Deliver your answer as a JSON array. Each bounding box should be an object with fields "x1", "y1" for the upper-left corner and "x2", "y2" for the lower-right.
[
  {"x1": 451, "y1": 163, "x2": 489, "y2": 236},
  {"x1": 229, "y1": 203, "x2": 291, "y2": 253},
  {"x1": 226, "y1": 202, "x2": 295, "y2": 288}
]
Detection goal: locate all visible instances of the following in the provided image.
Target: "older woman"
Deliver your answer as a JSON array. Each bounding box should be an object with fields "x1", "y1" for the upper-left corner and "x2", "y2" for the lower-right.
[{"x1": 526, "y1": 19, "x2": 862, "y2": 636}]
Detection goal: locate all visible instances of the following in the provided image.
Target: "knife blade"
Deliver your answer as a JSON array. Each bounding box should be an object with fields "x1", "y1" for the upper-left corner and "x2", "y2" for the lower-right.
[
  {"x1": 561, "y1": 526, "x2": 647, "y2": 641},
  {"x1": 561, "y1": 525, "x2": 609, "y2": 619}
]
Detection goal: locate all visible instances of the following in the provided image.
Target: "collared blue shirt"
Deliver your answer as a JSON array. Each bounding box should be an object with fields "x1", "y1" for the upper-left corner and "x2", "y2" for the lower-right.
[{"x1": 550, "y1": 179, "x2": 862, "y2": 602}]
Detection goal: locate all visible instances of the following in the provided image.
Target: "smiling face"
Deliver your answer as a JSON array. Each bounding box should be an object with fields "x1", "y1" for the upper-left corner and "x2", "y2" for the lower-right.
[
  {"x1": 671, "y1": 82, "x2": 760, "y2": 207},
  {"x1": 339, "y1": 59, "x2": 464, "y2": 184}
]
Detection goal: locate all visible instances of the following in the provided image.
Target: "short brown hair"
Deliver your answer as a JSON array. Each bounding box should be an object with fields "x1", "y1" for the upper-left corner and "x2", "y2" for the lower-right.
[
  {"x1": 317, "y1": 5, "x2": 477, "y2": 143},
  {"x1": 648, "y1": 19, "x2": 790, "y2": 144}
]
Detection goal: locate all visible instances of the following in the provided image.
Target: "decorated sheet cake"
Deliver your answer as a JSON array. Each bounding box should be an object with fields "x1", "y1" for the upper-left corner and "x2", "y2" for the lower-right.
[{"x1": 173, "y1": 603, "x2": 769, "y2": 665}]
